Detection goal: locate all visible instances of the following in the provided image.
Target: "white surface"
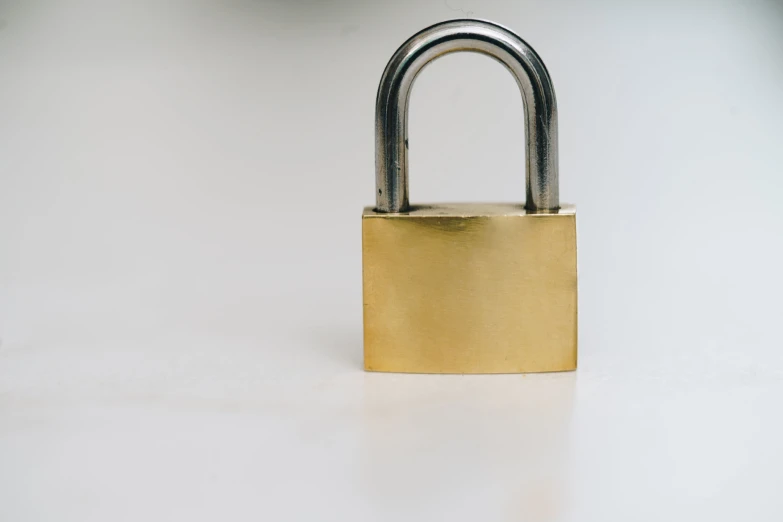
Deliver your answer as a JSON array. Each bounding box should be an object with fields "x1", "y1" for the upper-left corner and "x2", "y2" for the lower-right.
[{"x1": 1, "y1": 1, "x2": 783, "y2": 520}]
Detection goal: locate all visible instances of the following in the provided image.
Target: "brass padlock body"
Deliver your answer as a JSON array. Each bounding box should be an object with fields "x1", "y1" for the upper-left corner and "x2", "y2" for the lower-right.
[{"x1": 363, "y1": 203, "x2": 577, "y2": 374}]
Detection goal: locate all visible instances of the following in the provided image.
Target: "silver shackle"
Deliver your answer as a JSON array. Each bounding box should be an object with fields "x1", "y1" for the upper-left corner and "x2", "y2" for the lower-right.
[{"x1": 375, "y1": 19, "x2": 559, "y2": 213}]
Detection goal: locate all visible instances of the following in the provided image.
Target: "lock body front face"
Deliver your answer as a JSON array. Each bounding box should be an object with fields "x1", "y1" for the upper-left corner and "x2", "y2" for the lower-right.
[{"x1": 362, "y1": 203, "x2": 577, "y2": 374}]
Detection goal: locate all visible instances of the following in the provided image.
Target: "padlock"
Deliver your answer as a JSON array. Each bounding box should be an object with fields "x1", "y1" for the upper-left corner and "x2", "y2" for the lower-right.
[{"x1": 362, "y1": 19, "x2": 577, "y2": 374}]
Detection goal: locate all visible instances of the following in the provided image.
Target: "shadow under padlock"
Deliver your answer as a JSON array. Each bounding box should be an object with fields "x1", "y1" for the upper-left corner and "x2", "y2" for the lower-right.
[
  {"x1": 357, "y1": 373, "x2": 577, "y2": 520},
  {"x1": 362, "y1": 19, "x2": 578, "y2": 375}
]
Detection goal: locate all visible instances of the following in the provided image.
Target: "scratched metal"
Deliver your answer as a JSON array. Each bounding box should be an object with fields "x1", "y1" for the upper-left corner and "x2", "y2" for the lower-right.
[
  {"x1": 362, "y1": 204, "x2": 577, "y2": 374},
  {"x1": 374, "y1": 19, "x2": 559, "y2": 213}
]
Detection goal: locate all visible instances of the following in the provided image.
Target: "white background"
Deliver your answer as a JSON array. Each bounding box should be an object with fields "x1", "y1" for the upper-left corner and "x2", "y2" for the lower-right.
[{"x1": 1, "y1": 1, "x2": 782, "y2": 520}]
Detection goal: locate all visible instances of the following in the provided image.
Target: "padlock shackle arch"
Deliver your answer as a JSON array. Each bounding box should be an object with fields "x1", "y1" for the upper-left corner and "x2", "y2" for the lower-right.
[{"x1": 375, "y1": 19, "x2": 559, "y2": 213}]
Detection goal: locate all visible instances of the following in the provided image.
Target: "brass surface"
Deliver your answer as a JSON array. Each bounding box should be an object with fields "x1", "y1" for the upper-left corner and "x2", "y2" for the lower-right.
[{"x1": 362, "y1": 203, "x2": 577, "y2": 374}]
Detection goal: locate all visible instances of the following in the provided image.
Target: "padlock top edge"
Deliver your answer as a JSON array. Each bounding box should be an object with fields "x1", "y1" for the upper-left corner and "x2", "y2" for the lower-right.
[{"x1": 362, "y1": 203, "x2": 575, "y2": 218}]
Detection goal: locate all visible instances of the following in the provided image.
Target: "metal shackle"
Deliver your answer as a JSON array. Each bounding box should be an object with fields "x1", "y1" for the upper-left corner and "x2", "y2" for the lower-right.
[{"x1": 375, "y1": 19, "x2": 559, "y2": 213}]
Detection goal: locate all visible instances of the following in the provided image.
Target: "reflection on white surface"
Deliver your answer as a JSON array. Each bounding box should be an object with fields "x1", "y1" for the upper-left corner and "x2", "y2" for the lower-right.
[
  {"x1": 359, "y1": 374, "x2": 575, "y2": 520},
  {"x1": 2, "y1": 330, "x2": 782, "y2": 520}
]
